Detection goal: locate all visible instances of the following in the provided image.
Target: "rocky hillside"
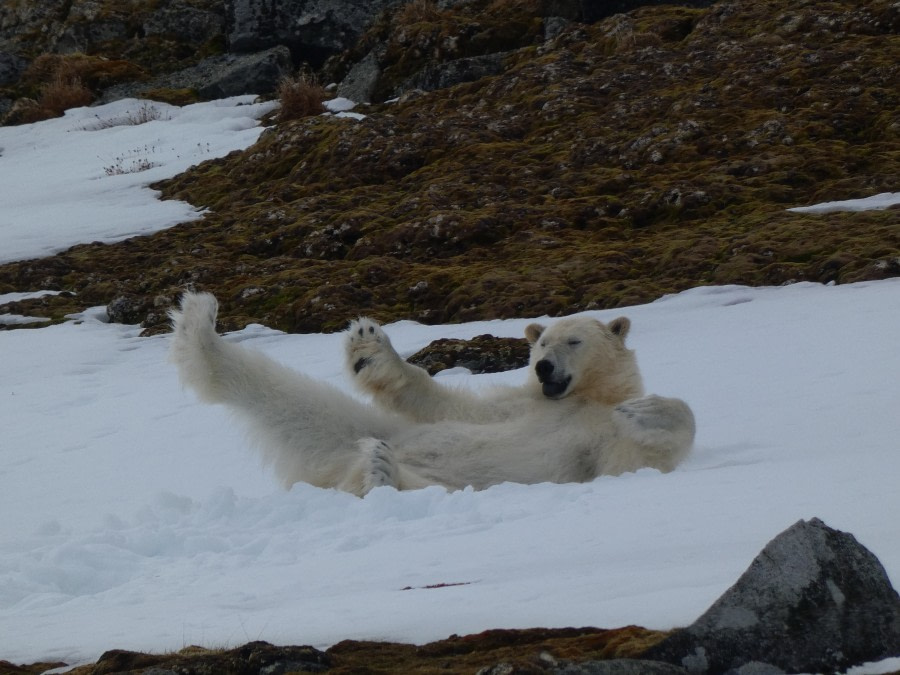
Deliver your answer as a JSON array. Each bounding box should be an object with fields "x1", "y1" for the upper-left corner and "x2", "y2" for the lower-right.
[{"x1": 0, "y1": 0, "x2": 898, "y2": 333}]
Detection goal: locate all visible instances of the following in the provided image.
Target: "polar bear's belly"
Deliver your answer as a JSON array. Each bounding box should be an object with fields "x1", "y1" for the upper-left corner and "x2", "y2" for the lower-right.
[{"x1": 392, "y1": 405, "x2": 613, "y2": 490}]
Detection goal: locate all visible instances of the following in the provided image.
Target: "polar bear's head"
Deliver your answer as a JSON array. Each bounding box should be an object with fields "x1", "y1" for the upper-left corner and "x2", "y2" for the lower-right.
[{"x1": 524, "y1": 316, "x2": 645, "y2": 404}]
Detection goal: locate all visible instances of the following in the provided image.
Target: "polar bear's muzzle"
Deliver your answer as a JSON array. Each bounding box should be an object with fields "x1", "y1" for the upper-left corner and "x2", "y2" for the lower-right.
[{"x1": 535, "y1": 359, "x2": 572, "y2": 399}]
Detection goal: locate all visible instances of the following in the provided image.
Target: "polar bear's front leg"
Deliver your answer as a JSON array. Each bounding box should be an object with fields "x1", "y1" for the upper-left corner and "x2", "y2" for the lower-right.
[
  {"x1": 608, "y1": 395, "x2": 696, "y2": 473},
  {"x1": 346, "y1": 318, "x2": 409, "y2": 383},
  {"x1": 346, "y1": 318, "x2": 449, "y2": 423}
]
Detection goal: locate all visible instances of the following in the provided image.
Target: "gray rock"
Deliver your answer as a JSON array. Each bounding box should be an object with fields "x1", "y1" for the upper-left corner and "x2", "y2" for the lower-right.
[
  {"x1": 226, "y1": 0, "x2": 398, "y2": 65},
  {"x1": 544, "y1": 16, "x2": 573, "y2": 42},
  {"x1": 100, "y1": 46, "x2": 292, "y2": 102},
  {"x1": 143, "y1": 3, "x2": 226, "y2": 43},
  {"x1": 555, "y1": 659, "x2": 688, "y2": 673},
  {"x1": 336, "y1": 44, "x2": 385, "y2": 103},
  {"x1": 193, "y1": 47, "x2": 293, "y2": 99},
  {"x1": 107, "y1": 295, "x2": 149, "y2": 325},
  {"x1": 55, "y1": 18, "x2": 129, "y2": 54},
  {"x1": 399, "y1": 52, "x2": 509, "y2": 96},
  {"x1": 0, "y1": 50, "x2": 26, "y2": 86},
  {"x1": 644, "y1": 517, "x2": 900, "y2": 674}
]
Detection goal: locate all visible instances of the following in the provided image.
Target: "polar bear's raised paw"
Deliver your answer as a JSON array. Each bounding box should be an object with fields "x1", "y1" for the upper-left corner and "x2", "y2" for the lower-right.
[{"x1": 345, "y1": 317, "x2": 404, "y2": 378}]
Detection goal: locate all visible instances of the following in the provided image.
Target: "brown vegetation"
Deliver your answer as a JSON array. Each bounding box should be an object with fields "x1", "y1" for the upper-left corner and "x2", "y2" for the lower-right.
[
  {"x1": 277, "y1": 72, "x2": 327, "y2": 122},
  {"x1": 4, "y1": 53, "x2": 147, "y2": 124},
  {"x1": 1, "y1": 626, "x2": 669, "y2": 674}
]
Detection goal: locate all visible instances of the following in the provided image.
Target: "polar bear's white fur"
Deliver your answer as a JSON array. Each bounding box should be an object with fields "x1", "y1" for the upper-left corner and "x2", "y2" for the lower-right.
[{"x1": 169, "y1": 292, "x2": 695, "y2": 495}]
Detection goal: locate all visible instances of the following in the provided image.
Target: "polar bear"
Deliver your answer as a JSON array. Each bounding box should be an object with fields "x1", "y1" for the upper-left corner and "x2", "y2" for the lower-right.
[{"x1": 169, "y1": 292, "x2": 694, "y2": 495}]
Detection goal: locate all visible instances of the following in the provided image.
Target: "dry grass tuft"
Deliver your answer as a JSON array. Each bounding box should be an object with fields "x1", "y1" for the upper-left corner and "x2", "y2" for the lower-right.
[
  {"x1": 277, "y1": 73, "x2": 327, "y2": 122},
  {"x1": 39, "y1": 73, "x2": 94, "y2": 114},
  {"x1": 394, "y1": 0, "x2": 445, "y2": 25},
  {"x1": 11, "y1": 73, "x2": 94, "y2": 124}
]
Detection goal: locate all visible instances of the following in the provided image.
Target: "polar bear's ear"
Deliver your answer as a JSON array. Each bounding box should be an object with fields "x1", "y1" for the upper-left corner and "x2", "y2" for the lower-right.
[
  {"x1": 608, "y1": 317, "x2": 631, "y2": 340},
  {"x1": 525, "y1": 323, "x2": 545, "y2": 344}
]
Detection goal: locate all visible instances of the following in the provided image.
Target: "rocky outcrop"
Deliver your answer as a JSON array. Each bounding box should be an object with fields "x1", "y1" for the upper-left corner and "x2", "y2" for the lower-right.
[
  {"x1": 142, "y1": 2, "x2": 226, "y2": 44},
  {"x1": 100, "y1": 46, "x2": 293, "y2": 103},
  {"x1": 0, "y1": 0, "x2": 226, "y2": 65},
  {"x1": 643, "y1": 518, "x2": 900, "y2": 674},
  {"x1": 226, "y1": 0, "x2": 399, "y2": 64}
]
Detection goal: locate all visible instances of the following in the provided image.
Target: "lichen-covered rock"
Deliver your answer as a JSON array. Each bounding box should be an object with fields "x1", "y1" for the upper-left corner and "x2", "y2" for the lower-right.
[
  {"x1": 407, "y1": 334, "x2": 531, "y2": 375},
  {"x1": 100, "y1": 46, "x2": 292, "y2": 103},
  {"x1": 643, "y1": 518, "x2": 900, "y2": 674}
]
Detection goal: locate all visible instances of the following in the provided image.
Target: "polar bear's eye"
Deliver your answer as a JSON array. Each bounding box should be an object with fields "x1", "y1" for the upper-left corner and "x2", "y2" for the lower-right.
[{"x1": 567, "y1": 338, "x2": 582, "y2": 346}]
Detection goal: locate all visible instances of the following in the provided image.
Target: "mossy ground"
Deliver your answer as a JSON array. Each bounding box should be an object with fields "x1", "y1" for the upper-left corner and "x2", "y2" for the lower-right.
[
  {"x1": 0, "y1": 0, "x2": 898, "y2": 334},
  {"x1": 0, "y1": 626, "x2": 669, "y2": 674}
]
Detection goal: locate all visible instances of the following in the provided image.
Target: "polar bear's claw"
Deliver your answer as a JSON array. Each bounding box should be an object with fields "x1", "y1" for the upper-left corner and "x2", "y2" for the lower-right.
[{"x1": 360, "y1": 439, "x2": 398, "y2": 491}]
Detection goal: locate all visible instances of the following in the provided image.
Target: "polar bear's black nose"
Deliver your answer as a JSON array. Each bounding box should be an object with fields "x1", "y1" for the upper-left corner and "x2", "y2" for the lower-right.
[{"x1": 535, "y1": 359, "x2": 554, "y2": 381}]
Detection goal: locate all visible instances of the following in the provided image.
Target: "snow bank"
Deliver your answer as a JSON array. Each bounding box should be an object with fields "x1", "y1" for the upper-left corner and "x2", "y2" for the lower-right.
[
  {"x1": 1, "y1": 280, "x2": 898, "y2": 667},
  {"x1": 0, "y1": 96, "x2": 276, "y2": 264}
]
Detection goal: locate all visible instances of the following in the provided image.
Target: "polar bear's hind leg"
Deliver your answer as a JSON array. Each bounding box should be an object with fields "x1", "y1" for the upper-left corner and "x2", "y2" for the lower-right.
[
  {"x1": 610, "y1": 395, "x2": 695, "y2": 473},
  {"x1": 170, "y1": 292, "x2": 401, "y2": 491}
]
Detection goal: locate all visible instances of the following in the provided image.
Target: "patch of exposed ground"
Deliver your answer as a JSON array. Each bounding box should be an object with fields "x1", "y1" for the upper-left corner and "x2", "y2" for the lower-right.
[
  {"x1": 0, "y1": 626, "x2": 669, "y2": 675},
  {"x1": 0, "y1": 0, "x2": 898, "y2": 335}
]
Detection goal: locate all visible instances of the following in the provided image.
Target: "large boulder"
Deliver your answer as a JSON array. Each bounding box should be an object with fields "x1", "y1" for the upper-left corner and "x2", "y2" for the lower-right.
[{"x1": 643, "y1": 518, "x2": 900, "y2": 674}]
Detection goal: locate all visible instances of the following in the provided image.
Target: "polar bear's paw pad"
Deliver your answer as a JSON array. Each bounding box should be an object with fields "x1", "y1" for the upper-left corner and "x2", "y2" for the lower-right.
[{"x1": 346, "y1": 317, "x2": 398, "y2": 375}]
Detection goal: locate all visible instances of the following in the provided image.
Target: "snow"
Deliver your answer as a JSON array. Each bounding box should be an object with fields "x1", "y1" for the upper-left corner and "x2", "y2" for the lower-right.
[
  {"x1": 324, "y1": 97, "x2": 357, "y2": 113},
  {"x1": 0, "y1": 96, "x2": 277, "y2": 264},
  {"x1": 0, "y1": 291, "x2": 64, "y2": 325},
  {"x1": 1, "y1": 99, "x2": 899, "y2": 671},
  {"x1": 787, "y1": 191, "x2": 900, "y2": 213}
]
